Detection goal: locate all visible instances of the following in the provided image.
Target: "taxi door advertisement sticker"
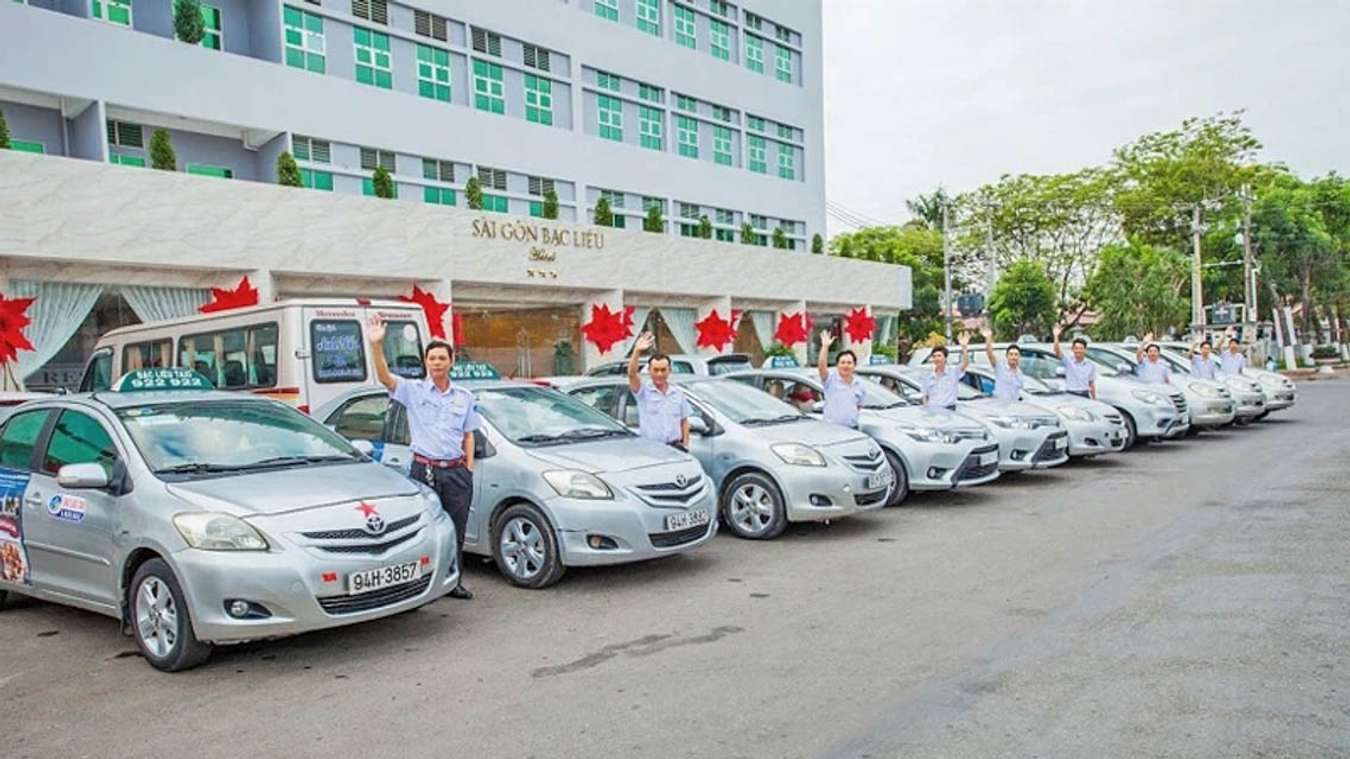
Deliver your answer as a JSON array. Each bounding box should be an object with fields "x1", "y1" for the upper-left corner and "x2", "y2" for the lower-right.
[
  {"x1": 0, "y1": 469, "x2": 33, "y2": 586},
  {"x1": 47, "y1": 494, "x2": 88, "y2": 524}
]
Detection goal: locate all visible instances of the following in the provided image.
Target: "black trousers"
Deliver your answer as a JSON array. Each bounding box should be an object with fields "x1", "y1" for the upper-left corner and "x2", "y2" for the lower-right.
[
  {"x1": 411, "y1": 462, "x2": 473, "y2": 563},
  {"x1": 1067, "y1": 390, "x2": 1090, "y2": 399}
]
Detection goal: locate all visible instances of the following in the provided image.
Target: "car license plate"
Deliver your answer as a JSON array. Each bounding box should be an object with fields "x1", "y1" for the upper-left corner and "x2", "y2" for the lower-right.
[
  {"x1": 979, "y1": 452, "x2": 998, "y2": 466},
  {"x1": 665, "y1": 509, "x2": 710, "y2": 532},
  {"x1": 865, "y1": 468, "x2": 894, "y2": 490},
  {"x1": 347, "y1": 561, "x2": 421, "y2": 595}
]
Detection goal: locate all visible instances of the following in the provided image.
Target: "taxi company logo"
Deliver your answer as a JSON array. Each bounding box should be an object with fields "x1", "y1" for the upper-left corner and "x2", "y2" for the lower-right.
[
  {"x1": 674, "y1": 473, "x2": 688, "y2": 488},
  {"x1": 47, "y1": 494, "x2": 87, "y2": 524},
  {"x1": 355, "y1": 502, "x2": 385, "y2": 536}
]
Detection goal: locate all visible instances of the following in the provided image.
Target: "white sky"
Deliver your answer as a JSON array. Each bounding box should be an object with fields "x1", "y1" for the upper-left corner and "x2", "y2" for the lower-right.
[{"x1": 821, "y1": 0, "x2": 1350, "y2": 234}]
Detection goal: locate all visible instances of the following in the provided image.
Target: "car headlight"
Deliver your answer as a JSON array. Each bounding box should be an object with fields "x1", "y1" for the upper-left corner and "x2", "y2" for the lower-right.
[
  {"x1": 895, "y1": 424, "x2": 958, "y2": 444},
  {"x1": 173, "y1": 512, "x2": 269, "y2": 551},
  {"x1": 1056, "y1": 405, "x2": 1094, "y2": 422},
  {"x1": 987, "y1": 415, "x2": 1034, "y2": 430},
  {"x1": 1189, "y1": 382, "x2": 1220, "y2": 397},
  {"x1": 542, "y1": 470, "x2": 613, "y2": 499},
  {"x1": 770, "y1": 442, "x2": 827, "y2": 467},
  {"x1": 1131, "y1": 390, "x2": 1173, "y2": 408},
  {"x1": 418, "y1": 486, "x2": 449, "y2": 521}
]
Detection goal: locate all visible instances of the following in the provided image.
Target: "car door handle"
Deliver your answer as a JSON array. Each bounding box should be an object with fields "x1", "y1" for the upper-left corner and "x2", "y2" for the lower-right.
[{"x1": 24, "y1": 492, "x2": 43, "y2": 507}]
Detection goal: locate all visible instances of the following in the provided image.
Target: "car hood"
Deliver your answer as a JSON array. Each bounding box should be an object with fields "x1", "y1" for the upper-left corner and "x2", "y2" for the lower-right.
[
  {"x1": 956, "y1": 399, "x2": 1057, "y2": 421},
  {"x1": 524, "y1": 436, "x2": 690, "y2": 475},
  {"x1": 865, "y1": 405, "x2": 987, "y2": 433},
  {"x1": 740, "y1": 417, "x2": 871, "y2": 447},
  {"x1": 164, "y1": 461, "x2": 421, "y2": 516}
]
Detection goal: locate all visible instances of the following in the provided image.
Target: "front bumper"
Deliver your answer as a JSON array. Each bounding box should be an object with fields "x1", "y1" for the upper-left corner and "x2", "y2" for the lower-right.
[
  {"x1": 1064, "y1": 418, "x2": 1124, "y2": 456},
  {"x1": 1189, "y1": 397, "x2": 1237, "y2": 427},
  {"x1": 989, "y1": 426, "x2": 1061, "y2": 472},
  {"x1": 547, "y1": 484, "x2": 719, "y2": 568},
  {"x1": 1230, "y1": 391, "x2": 1265, "y2": 420},
  {"x1": 174, "y1": 516, "x2": 458, "y2": 644},
  {"x1": 1132, "y1": 405, "x2": 1188, "y2": 439},
  {"x1": 1261, "y1": 388, "x2": 1296, "y2": 412},
  {"x1": 893, "y1": 437, "x2": 994, "y2": 491},
  {"x1": 779, "y1": 462, "x2": 892, "y2": 523}
]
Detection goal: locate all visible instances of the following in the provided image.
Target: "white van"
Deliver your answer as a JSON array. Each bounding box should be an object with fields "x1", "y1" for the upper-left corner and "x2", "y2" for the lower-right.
[{"x1": 77, "y1": 298, "x2": 430, "y2": 413}]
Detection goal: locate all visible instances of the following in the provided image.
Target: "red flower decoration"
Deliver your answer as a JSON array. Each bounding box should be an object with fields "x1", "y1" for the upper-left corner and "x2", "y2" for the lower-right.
[
  {"x1": 695, "y1": 310, "x2": 737, "y2": 352},
  {"x1": 199, "y1": 276, "x2": 260, "y2": 313},
  {"x1": 399, "y1": 285, "x2": 450, "y2": 340},
  {"x1": 581, "y1": 304, "x2": 630, "y2": 354},
  {"x1": 0, "y1": 295, "x2": 36, "y2": 366},
  {"x1": 843, "y1": 307, "x2": 876, "y2": 343},
  {"x1": 774, "y1": 311, "x2": 810, "y2": 347}
]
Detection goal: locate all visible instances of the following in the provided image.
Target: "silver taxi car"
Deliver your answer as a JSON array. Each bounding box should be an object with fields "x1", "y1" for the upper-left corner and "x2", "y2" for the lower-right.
[
  {"x1": 565, "y1": 376, "x2": 893, "y2": 540},
  {"x1": 315, "y1": 382, "x2": 716, "y2": 589},
  {"x1": 0, "y1": 370, "x2": 458, "y2": 672},
  {"x1": 960, "y1": 366, "x2": 1127, "y2": 457}
]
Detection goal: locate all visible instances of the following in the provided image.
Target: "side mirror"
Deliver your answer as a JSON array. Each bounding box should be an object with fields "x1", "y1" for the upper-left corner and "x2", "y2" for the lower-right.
[
  {"x1": 811, "y1": 401, "x2": 825, "y2": 414},
  {"x1": 57, "y1": 462, "x2": 110, "y2": 490},
  {"x1": 350, "y1": 439, "x2": 376, "y2": 457},
  {"x1": 1054, "y1": 366, "x2": 1066, "y2": 378},
  {"x1": 1117, "y1": 363, "x2": 1133, "y2": 375},
  {"x1": 688, "y1": 416, "x2": 710, "y2": 436}
]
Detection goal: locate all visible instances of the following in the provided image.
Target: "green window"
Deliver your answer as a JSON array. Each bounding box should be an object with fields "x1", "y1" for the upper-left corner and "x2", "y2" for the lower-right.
[
  {"x1": 713, "y1": 126, "x2": 732, "y2": 166},
  {"x1": 598, "y1": 95, "x2": 623, "y2": 141},
  {"x1": 362, "y1": 177, "x2": 399, "y2": 198},
  {"x1": 416, "y1": 45, "x2": 451, "y2": 102},
  {"x1": 674, "y1": 5, "x2": 696, "y2": 49},
  {"x1": 481, "y1": 194, "x2": 509, "y2": 213},
  {"x1": 778, "y1": 124, "x2": 794, "y2": 140},
  {"x1": 525, "y1": 74, "x2": 553, "y2": 125},
  {"x1": 636, "y1": 0, "x2": 660, "y2": 35},
  {"x1": 199, "y1": 5, "x2": 222, "y2": 50},
  {"x1": 596, "y1": 71, "x2": 621, "y2": 92},
  {"x1": 775, "y1": 45, "x2": 793, "y2": 83},
  {"x1": 473, "y1": 59, "x2": 505, "y2": 114},
  {"x1": 715, "y1": 228, "x2": 734, "y2": 242},
  {"x1": 748, "y1": 135, "x2": 767, "y2": 173},
  {"x1": 188, "y1": 164, "x2": 233, "y2": 179},
  {"x1": 90, "y1": 0, "x2": 131, "y2": 26},
  {"x1": 10, "y1": 140, "x2": 44, "y2": 154},
  {"x1": 639, "y1": 106, "x2": 663, "y2": 151},
  {"x1": 676, "y1": 115, "x2": 698, "y2": 158},
  {"x1": 424, "y1": 186, "x2": 456, "y2": 206},
  {"x1": 354, "y1": 27, "x2": 392, "y2": 89},
  {"x1": 593, "y1": 0, "x2": 618, "y2": 21},
  {"x1": 612, "y1": 214, "x2": 626, "y2": 229},
  {"x1": 778, "y1": 143, "x2": 796, "y2": 180},
  {"x1": 43, "y1": 411, "x2": 119, "y2": 478},
  {"x1": 744, "y1": 34, "x2": 764, "y2": 73},
  {"x1": 748, "y1": 115, "x2": 765, "y2": 132},
  {"x1": 283, "y1": 6, "x2": 326, "y2": 73},
  {"x1": 0, "y1": 409, "x2": 52, "y2": 470},
  {"x1": 709, "y1": 19, "x2": 730, "y2": 60},
  {"x1": 300, "y1": 169, "x2": 333, "y2": 191},
  {"x1": 529, "y1": 200, "x2": 544, "y2": 218},
  {"x1": 676, "y1": 94, "x2": 696, "y2": 112},
  {"x1": 109, "y1": 154, "x2": 145, "y2": 167},
  {"x1": 639, "y1": 83, "x2": 662, "y2": 103}
]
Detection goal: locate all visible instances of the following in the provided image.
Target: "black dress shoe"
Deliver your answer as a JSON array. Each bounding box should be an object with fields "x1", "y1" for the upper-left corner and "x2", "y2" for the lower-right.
[{"x1": 449, "y1": 585, "x2": 474, "y2": 600}]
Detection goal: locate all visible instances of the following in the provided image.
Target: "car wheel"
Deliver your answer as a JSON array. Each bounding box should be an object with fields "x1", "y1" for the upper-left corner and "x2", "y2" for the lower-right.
[
  {"x1": 1120, "y1": 412, "x2": 1138, "y2": 449},
  {"x1": 130, "y1": 558, "x2": 213, "y2": 672},
  {"x1": 492, "y1": 503, "x2": 566, "y2": 589},
  {"x1": 722, "y1": 472, "x2": 788, "y2": 540},
  {"x1": 883, "y1": 450, "x2": 910, "y2": 507}
]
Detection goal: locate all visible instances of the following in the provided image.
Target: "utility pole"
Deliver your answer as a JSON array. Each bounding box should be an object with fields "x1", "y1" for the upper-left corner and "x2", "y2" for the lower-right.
[
  {"x1": 942, "y1": 203, "x2": 953, "y2": 341},
  {"x1": 1239, "y1": 184, "x2": 1256, "y2": 337},
  {"x1": 1190, "y1": 203, "x2": 1206, "y2": 336},
  {"x1": 984, "y1": 203, "x2": 997, "y2": 299}
]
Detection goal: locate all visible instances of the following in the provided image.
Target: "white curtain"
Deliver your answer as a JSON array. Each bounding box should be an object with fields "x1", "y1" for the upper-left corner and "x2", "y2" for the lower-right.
[
  {"x1": 10, "y1": 280, "x2": 105, "y2": 386},
  {"x1": 752, "y1": 311, "x2": 776, "y2": 349},
  {"x1": 877, "y1": 315, "x2": 897, "y2": 346},
  {"x1": 660, "y1": 307, "x2": 699, "y2": 355},
  {"x1": 121, "y1": 285, "x2": 211, "y2": 323},
  {"x1": 620, "y1": 307, "x2": 652, "y2": 357}
]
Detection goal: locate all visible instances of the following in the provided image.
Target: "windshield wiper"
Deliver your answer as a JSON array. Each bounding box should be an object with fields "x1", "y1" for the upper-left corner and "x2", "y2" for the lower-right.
[
  {"x1": 234, "y1": 454, "x2": 359, "y2": 470},
  {"x1": 742, "y1": 414, "x2": 805, "y2": 426},
  {"x1": 153, "y1": 462, "x2": 242, "y2": 475},
  {"x1": 560, "y1": 427, "x2": 630, "y2": 440},
  {"x1": 515, "y1": 433, "x2": 571, "y2": 446}
]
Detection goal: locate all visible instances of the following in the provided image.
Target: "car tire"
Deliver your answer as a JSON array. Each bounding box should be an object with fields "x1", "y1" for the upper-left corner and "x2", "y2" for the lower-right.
[
  {"x1": 492, "y1": 503, "x2": 566, "y2": 589},
  {"x1": 129, "y1": 558, "x2": 213, "y2": 672},
  {"x1": 883, "y1": 450, "x2": 910, "y2": 507},
  {"x1": 1120, "y1": 412, "x2": 1138, "y2": 449},
  {"x1": 722, "y1": 471, "x2": 788, "y2": 540}
]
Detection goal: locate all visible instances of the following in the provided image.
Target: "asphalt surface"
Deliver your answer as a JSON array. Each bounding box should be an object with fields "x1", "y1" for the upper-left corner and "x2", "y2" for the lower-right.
[{"x1": 3, "y1": 381, "x2": 1348, "y2": 759}]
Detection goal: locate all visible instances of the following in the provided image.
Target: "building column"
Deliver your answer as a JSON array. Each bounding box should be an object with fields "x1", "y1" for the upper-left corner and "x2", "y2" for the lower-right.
[
  {"x1": 842, "y1": 304, "x2": 874, "y2": 364},
  {"x1": 247, "y1": 269, "x2": 276, "y2": 304},
  {"x1": 776, "y1": 299, "x2": 809, "y2": 365},
  {"x1": 695, "y1": 296, "x2": 733, "y2": 358},
  {"x1": 579, "y1": 289, "x2": 625, "y2": 370}
]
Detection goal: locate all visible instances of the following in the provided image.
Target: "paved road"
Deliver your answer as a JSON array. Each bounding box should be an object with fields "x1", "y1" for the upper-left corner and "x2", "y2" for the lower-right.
[{"x1": 3, "y1": 381, "x2": 1348, "y2": 759}]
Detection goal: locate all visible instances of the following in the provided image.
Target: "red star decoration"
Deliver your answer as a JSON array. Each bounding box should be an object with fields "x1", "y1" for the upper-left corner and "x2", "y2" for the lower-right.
[
  {"x1": 199, "y1": 276, "x2": 260, "y2": 313},
  {"x1": 354, "y1": 502, "x2": 379, "y2": 518},
  {"x1": 695, "y1": 310, "x2": 737, "y2": 352},
  {"x1": 399, "y1": 285, "x2": 450, "y2": 340},
  {"x1": 843, "y1": 307, "x2": 877, "y2": 343},
  {"x1": 581, "y1": 304, "x2": 630, "y2": 354},
  {"x1": 622, "y1": 306, "x2": 636, "y2": 333},
  {"x1": 0, "y1": 295, "x2": 36, "y2": 366},
  {"x1": 774, "y1": 311, "x2": 810, "y2": 347}
]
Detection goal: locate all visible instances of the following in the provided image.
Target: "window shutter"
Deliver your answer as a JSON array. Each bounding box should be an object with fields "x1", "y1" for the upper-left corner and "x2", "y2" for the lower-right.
[
  {"x1": 352, "y1": 0, "x2": 386, "y2": 24},
  {"x1": 311, "y1": 140, "x2": 331, "y2": 164},
  {"x1": 472, "y1": 29, "x2": 501, "y2": 56},
  {"x1": 415, "y1": 10, "x2": 448, "y2": 41},
  {"x1": 360, "y1": 147, "x2": 377, "y2": 170},
  {"x1": 524, "y1": 44, "x2": 550, "y2": 72}
]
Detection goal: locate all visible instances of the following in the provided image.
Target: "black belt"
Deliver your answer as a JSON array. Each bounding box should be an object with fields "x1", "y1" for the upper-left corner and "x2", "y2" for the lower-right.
[
  {"x1": 1066, "y1": 390, "x2": 1090, "y2": 398},
  {"x1": 413, "y1": 454, "x2": 465, "y2": 469}
]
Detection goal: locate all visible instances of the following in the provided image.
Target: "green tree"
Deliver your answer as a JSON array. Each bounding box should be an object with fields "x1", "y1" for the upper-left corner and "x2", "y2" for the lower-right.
[
  {"x1": 811, "y1": 233, "x2": 823, "y2": 254},
  {"x1": 0, "y1": 108, "x2": 10, "y2": 149},
  {"x1": 697, "y1": 215, "x2": 713, "y2": 239},
  {"x1": 275, "y1": 151, "x2": 302, "y2": 187},
  {"x1": 150, "y1": 129, "x2": 176, "y2": 171},
  {"x1": 987, "y1": 259, "x2": 1057, "y2": 338},
  {"x1": 643, "y1": 203, "x2": 664, "y2": 233},
  {"x1": 593, "y1": 196, "x2": 614, "y2": 227},
  {"x1": 1083, "y1": 243, "x2": 1191, "y2": 339},
  {"x1": 829, "y1": 225, "x2": 950, "y2": 342},
  {"x1": 772, "y1": 227, "x2": 788, "y2": 249},
  {"x1": 740, "y1": 222, "x2": 757, "y2": 245},
  {"x1": 371, "y1": 166, "x2": 395, "y2": 199},
  {"x1": 542, "y1": 187, "x2": 559, "y2": 219},
  {"x1": 173, "y1": 0, "x2": 206, "y2": 44},
  {"x1": 906, "y1": 187, "x2": 950, "y2": 230},
  {"x1": 465, "y1": 176, "x2": 484, "y2": 210},
  {"x1": 1251, "y1": 174, "x2": 1349, "y2": 338}
]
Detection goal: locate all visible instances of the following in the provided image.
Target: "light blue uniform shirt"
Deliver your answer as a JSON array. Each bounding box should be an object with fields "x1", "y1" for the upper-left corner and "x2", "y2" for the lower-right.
[
  {"x1": 821, "y1": 369, "x2": 866, "y2": 427},
  {"x1": 635, "y1": 379, "x2": 692, "y2": 443},
  {"x1": 1136, "y1": 357, "x2": 1171, "y2": 384},
  {"x1": 1218, "y1": 351, "x2": 1246, "y2": 376},
  {"x1": 390, "y1": 378, "x2": 482, "y2": 459},
  {"x1": 1191, "y1": 354, "x2": 1218, "y2": 380},
  {"x1": 992, "y1": 362, "x2": 1024, "y2": 402},
  {"x1": 921, "y1": 366, "x2": 965, "y2": 408},
  {"x1": 1060, "y1": 355, "x2": 1097, "y2": 392}
]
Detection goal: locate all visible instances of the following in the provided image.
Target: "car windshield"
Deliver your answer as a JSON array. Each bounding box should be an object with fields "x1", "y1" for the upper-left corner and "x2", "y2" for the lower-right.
[
  {"x1": 475, "y1": 386, "x2": 632, "y2": 446},
  {"x1": 1157, "y1": 349, "x2": 1193, "y2": 372},
  {"x1": 688, "y1": 380, "x2": 805, "y2": 425},
  {"x1": 118, "y1": 400, "x2": 361, "y2": 477},
  {"x1": 708, "y1": 357, "x2": 753, "y2": 376},
  {"x1": 856, "y1": 378, "x2": 909, "y2": 408},
  {"x1": 1021, "y1": 374, "x2": 1054, "y2": 394}
]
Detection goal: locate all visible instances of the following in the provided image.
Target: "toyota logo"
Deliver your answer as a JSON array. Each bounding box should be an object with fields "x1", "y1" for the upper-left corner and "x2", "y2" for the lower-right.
[
  {"x1": 674, "y1": 473, "x2": 688, "y2": 487},
  {"x1": 355, "y1": 502, "x2": 386, "y2": 536}
]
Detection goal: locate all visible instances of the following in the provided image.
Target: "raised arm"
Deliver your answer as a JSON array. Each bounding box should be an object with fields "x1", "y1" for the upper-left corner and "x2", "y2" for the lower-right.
[
  {"x1": 957, "y1": 331, "x2": 971, "y2": 373},
  {"x1": 364, "y1": 314, "x2": 398, "y2": 392},
  {"x1": 628, "y1": 332, "x2": 654, "y2": 394},
  {"x1": 1051, "y1": 324, "x2": 1064, "y2": 359},
  {"x1": 1137, "y1": 332, "x2": 1154, "y2": 363},
  {"x1": 981, "y1": 325, "x2": 996, "y2": 367},
  {"x1": 817, "y1": 330, "x2": 835, "y2": 382}
]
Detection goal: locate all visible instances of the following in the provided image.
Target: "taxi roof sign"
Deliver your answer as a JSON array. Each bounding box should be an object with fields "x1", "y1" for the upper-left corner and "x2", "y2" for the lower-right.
[
  {"x1": 114, "y1": 368, "x2": 215, "y2": 392},
  {"x1": 450, "y1": 361, "x2": 501, "y2": 381},
  {"x1": 766, "y1": 355, "x2": 801, "y2": 368}
]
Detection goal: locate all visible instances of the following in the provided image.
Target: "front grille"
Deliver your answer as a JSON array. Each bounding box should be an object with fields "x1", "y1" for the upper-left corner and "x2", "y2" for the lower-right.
[
  {"x1": 318, "y1": 575, "x2": 432, "y2": 615},
  {"x1": 842, "y1": 450, "x2": 884, "y2": 473},
  {"x1": 649, "y1": 522, "x2": 710, "y2": 548},
  {"x1": 953, "y1": 429, "x2": 987, "y2": 441},
  {"x1": 633, "y1": 477, "x2": 709, "y2": 509},
  {"x1": 317, "y1": 529, "x2": 420, "y2": 555},
  {"x1": 1169, "y1": 393, "x2": 1188, "y2": 414},
  {"x1": 854, "y1": 489, "x2": 888, "y2": 506},
  {"x1": 955, "y1": 445, "x2": 999, "y2": 483},
  {"x1": 301, "y1": 514, "x2": 420, "y2": 541},
  {"x1": 1032, "y1": 432, "x2": 1069, "y2": 463}
]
